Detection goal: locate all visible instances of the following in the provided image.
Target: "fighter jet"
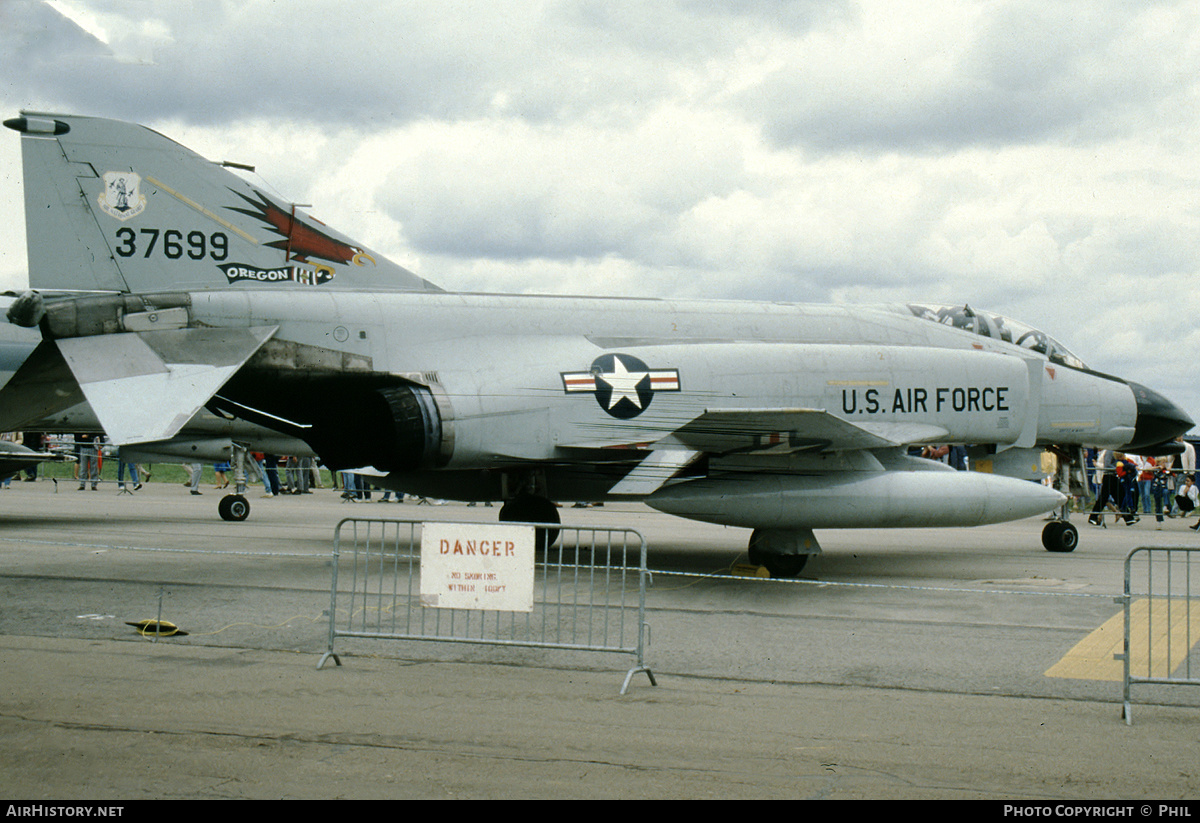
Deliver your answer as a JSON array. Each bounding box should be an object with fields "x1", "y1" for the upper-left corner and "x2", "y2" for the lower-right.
[{"x1": 0, "y1": 113, "x2": 1190, "y2": 575}]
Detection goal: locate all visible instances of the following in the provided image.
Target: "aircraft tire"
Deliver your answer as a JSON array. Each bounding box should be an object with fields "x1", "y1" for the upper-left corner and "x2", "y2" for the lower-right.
[
  {"x1": 218, "y1": 494, "x2": 250, "y2": 522},
  {"x1": 1041, "y1": 520, "x2": 1078, "y2": 552},
  {"x1": 499, "y1": 493, "x2": 560, "y2": 550},
  {"x1": 747, "y1": 531, "x2": 809, "y2": 577},
  {"x1": 748, "y1": 549, "x2": 808, "y2": 578}
]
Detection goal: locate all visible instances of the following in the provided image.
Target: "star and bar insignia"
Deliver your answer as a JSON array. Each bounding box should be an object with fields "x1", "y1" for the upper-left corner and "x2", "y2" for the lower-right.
[{"x1": 562, "y1": 353, "x2": 681, "y2": 419}]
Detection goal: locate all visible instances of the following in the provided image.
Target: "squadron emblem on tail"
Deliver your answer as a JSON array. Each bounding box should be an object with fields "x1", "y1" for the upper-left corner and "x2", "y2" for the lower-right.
[{"x1": 98, "y1": 171, "x2": 146, "y2": 221}]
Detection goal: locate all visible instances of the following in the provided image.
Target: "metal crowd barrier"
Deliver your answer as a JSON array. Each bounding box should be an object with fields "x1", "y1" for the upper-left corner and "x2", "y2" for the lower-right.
[
  {"x1": 1118, "y1": 547, "x2": 1200, "y2": 724},
  {"x1": 318, "y1": 517, "x2": 655, "y2": 694}
]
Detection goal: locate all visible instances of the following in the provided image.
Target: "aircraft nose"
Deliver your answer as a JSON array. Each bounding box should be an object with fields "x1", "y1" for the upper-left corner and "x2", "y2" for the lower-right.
[{"x1": 1125, "y1": 381, "x2": 1193, "y2": 450}]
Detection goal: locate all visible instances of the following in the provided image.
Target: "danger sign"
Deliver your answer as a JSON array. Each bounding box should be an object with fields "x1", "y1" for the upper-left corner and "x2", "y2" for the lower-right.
[{"x1": 420, "y1": 522, "x2": 536, "y2": 612}]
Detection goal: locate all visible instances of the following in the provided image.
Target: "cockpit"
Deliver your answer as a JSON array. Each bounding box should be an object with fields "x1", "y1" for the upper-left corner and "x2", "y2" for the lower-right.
[{"x1": 905, "y1": 303, "x2": 1088, "y2": 371}]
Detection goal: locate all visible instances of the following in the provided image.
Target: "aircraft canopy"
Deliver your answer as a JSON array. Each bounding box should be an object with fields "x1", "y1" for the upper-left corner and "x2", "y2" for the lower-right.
[{"x1": 905, "y1": 303, "x2": 1088, "y2": 371}]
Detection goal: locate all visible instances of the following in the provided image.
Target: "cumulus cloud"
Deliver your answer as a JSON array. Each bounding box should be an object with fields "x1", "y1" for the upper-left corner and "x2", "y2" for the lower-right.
[
  {"x1": 1, "y1": 1, "x2": 848, "y2": 128},
  {"x1": 743, "y1": 0, "x2": 1199, "y2": 153}
]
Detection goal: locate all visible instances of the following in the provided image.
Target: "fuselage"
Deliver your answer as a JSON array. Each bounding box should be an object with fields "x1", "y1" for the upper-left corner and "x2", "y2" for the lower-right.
[{"x1": 176, "y1": 288, "x2": 1144, "y2": 469}]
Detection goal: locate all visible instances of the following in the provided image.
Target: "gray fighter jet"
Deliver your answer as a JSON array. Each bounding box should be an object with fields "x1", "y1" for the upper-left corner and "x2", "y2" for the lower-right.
[{"x1": 1, "y1": 113, "x2": 1190, "y2": 575}]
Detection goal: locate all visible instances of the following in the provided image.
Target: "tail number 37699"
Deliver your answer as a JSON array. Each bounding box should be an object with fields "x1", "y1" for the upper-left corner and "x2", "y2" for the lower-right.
[{"x1": 114, "y1": 228, "x2": 229, "y2": 261}]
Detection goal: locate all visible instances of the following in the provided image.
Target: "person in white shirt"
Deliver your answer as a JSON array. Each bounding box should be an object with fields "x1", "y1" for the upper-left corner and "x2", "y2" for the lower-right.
[
  {"x1": 1176, "y1": 475, "x2": 1200, "y2": 530},
  {"x1": 1180, "y1": 436, "x2": 1195, "y2": 480},
  {"x1": 1166, "y1": 436, "x2": 1196, "y2": 517}
]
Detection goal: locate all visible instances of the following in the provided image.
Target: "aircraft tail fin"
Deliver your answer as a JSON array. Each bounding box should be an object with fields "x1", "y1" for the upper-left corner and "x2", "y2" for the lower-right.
[{"x1": 5, "y1": 113, "x2": 440, "y2": 294}]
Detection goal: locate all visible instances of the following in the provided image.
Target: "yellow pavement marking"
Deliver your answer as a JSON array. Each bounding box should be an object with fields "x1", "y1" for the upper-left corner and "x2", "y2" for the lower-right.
[
  {"x1": 1045, "y1": 598, "x2": 1200, "y2": 682},
  {"x1": 1045, "y1": 609, "x2": 1125, "y2": 681}
]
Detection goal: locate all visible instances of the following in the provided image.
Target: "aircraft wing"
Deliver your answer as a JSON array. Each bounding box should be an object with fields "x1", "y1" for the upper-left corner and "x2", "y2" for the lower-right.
[
  {"x1": 669, "y1": 408, "x2": 949, "y2": 454},
  {"x1": 588, "y1": 408, "x2": 949, "y2": 496}
]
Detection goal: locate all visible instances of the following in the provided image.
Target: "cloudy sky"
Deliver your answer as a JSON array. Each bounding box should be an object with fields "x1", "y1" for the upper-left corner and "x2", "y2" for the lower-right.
[{"x1": 1, "y1": 0, "x2": 1198, "y2": 423}]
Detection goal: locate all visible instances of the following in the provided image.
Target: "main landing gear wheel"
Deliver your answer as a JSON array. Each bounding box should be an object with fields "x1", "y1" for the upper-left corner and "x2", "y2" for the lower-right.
[
  {"x1": 218, "y1": 494, "x2": 250, "y2": 522},
  {"x1": 747, "y1": 529, "x2": 811, "y2": 578},
  {"x1": 499, "y1": 493, "x2": 560, "y2": 550},
  {"x1": 1041, "y1": 520, "x2": 1078, "y2": 552},
  {"x1": 748, "y1": 550, "x2": 808, "y2": 578}
]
